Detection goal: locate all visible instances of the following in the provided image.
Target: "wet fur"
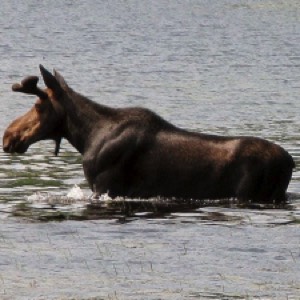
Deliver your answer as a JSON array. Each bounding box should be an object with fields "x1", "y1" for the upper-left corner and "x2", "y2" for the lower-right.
[{"x1": 3, "y1": 66, "x2": 295, "y2": 203}]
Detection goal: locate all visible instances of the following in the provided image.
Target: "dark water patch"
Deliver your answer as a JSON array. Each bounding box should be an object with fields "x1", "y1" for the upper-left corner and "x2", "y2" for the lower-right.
[
  {"x1": 188, "y1": 291, "x2": 248, "y2": 299},
  {"x1": 5, "y1": 192, "x2": 300, "y2": 225},
  {"x1": 228, "y1": 247, "x2": 267, "y2": 254}
]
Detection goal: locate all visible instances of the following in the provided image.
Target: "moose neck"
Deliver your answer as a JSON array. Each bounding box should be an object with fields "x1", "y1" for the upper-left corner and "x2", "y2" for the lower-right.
[{"x1": 60, "y1": 90, "x2": 116, "y2": 155}]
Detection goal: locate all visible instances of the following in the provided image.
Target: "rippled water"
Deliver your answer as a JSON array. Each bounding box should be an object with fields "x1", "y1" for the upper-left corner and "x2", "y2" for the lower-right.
[{"x1": 0, "y1": 1, "x2": 300, "y2": 299}]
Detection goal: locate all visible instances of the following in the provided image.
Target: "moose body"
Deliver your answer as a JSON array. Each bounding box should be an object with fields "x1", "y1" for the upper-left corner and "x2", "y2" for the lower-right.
[{"x1": 3, "y1": 66, "x2": 295, "y2": 203}]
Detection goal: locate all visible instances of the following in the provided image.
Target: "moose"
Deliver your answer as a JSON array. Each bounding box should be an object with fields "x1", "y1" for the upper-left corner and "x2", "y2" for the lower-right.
[{"x1": 3, "y1": 65, "x2": 295, "y2": 203}]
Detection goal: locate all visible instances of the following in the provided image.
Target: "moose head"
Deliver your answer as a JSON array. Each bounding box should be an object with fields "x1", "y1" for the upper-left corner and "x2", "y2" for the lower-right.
[{"x1": 3, "y1": 65, "x2": 66, "y2": 155}]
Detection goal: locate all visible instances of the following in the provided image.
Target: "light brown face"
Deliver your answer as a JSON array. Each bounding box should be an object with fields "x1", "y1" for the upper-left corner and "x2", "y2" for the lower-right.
[{"x1": 3, "y1": 87, "x2": 64, "y2": 154}]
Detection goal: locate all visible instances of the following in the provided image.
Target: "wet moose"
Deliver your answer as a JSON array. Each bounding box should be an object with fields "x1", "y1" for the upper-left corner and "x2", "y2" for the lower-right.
[{"x1": 3, "y1": 65, "x2": 295, "y2": 203}]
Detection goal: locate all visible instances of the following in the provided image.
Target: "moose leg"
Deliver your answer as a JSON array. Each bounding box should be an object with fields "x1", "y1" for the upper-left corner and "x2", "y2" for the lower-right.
[
  {"x1": 260, "y1": 163, "x2": 292, "y2": 204},
  {"x1": 236, "y1": 175, "x2": 257, "y2": 202},
  {"x1": 83, "y1": 128, "x2": 146, "y2": 198},
  {"x1": 236, "y1": 160, "x2": 292, "y2": 204},
  {"x1": 235, "y1": 163, "x2": 264, "y2": 202},
  {"x1": 92, "y1": 168, "x2": 124, "y2": 197}
]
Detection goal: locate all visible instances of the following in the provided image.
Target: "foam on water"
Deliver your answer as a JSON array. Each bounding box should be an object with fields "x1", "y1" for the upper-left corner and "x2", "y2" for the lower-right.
[
  {"x1": 66, "y1": 184, "x2": 85, "y2": 200},
  {"x1": 27, "y1": 185, "x2": 89, "y2": 204}
]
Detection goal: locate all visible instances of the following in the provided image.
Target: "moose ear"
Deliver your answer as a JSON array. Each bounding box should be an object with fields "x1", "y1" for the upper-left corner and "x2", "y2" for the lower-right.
[
  {"x1": 39, "y1": 64, "x2": 63, "y2": 96},
  {"x1": 53, "y1": 69, "x2": 69, "y2": 90}
]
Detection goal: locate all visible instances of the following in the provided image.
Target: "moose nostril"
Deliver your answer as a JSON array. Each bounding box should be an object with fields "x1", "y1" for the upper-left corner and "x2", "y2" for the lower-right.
[
  {"x1": 3, "y1": 138, "x2": 11, "y2": 152},
  {"x1": 3, "y1": 143, "x2": 10, "y2": 153},
  {"x1": 3, "y1": 135, "x2": 13, "y2": 153}
]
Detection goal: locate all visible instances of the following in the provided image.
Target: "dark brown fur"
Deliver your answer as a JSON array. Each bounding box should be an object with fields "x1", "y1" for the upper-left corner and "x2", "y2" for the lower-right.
[{"x1": 3, "y1": 65, "x2": 295, "y2": 203}]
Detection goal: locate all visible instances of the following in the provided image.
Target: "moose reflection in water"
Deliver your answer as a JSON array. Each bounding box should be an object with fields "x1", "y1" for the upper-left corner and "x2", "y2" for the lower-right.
[{"x1": 3, "y1": 65, "x2": 295, "y2": 204}]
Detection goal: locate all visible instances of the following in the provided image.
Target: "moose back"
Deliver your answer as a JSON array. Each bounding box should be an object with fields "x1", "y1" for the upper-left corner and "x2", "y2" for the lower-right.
[{"x1": 3, "y1": 66, "x2": 295, "y2": 203}]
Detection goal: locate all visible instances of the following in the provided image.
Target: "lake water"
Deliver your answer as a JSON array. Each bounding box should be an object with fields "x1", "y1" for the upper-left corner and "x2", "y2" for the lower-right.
[{"x1": 0, "y1": 1, "x2": 299, "y2": 299}]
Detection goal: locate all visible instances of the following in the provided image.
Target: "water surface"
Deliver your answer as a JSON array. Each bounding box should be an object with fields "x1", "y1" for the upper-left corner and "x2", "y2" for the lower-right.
[{"x1": 0, "y1": 1, "x2": 299, "y2": 299}]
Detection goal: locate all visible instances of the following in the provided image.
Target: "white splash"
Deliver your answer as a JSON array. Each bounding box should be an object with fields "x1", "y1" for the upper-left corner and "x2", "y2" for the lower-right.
[
  {"x1": 26, "y1": 185, "x2": 112, "y2": 205},
  {"x1": 66, "y1": 184, "x2": 85, "y2": 200},
  {"x1": 89, "y1": 192, "x2": 112, "y2": 202},
  {"x1": 27, "y1": 192, "x2": 48, "y2": 202}
]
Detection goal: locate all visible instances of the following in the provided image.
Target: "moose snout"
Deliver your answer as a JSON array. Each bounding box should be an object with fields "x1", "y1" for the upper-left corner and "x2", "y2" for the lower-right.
[
  {"x1": 3, "y1": 130, "x2": 15, "y2": 153},
  {"x1": 3, "y1": 143, "x2": 10, "y2": 153},
  {"x1": 2, "y1": 130, "x2": 27, "y2": 154}
]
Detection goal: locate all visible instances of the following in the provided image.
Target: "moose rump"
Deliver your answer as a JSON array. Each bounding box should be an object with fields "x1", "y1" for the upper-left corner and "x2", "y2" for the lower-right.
[{"x1": 3, "y1": 65, "x2": 295, "y2": 204}]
